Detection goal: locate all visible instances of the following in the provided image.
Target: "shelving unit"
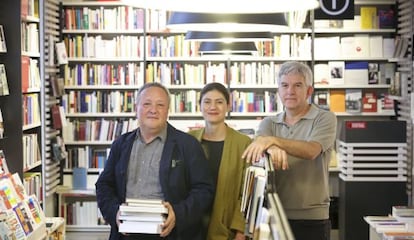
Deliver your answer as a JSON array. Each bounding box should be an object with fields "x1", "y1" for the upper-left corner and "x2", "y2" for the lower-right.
[
  {"x1": 56, "y1": 0, "x2": 404, "y2": 234},
  {"x1": 0, "y1": 0, "x2": 45, "y2": 209}
]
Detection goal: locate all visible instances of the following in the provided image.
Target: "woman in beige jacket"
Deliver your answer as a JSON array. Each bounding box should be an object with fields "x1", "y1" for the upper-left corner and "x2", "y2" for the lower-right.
[{"x1": 189, "y1": 82, "x2": 252, "y2": 240}]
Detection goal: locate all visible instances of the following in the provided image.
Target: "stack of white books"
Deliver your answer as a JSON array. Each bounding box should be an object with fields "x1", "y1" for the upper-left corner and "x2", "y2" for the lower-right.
[{"x1": 119, "y1": 198, "x2": 168, "y2": 234}]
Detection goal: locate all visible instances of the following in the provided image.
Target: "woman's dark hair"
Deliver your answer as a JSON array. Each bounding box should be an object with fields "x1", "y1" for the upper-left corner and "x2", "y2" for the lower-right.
[{"x1": 199, "y1": 82, "x2": 230, "y2": 104}]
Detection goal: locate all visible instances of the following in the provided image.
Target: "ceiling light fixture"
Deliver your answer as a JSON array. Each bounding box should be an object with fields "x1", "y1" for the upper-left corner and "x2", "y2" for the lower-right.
[
  {"x1": 121, "y1": 0, "x2": 319, "y2": 13},
  {"x1": 198, "y1": 42, "x2": 258, "y2": 55},
  {"x1": 167, "y1": 12, "x2": 289, "y2": 32},
  {"x1": 185, "y1": 31, "x2": 273, "y2": 42}
]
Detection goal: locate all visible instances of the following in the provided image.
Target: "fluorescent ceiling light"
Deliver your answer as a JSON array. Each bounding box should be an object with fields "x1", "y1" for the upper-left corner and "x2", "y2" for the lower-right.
[
  {"x1": 167, "y1": 12, "x2": 288, "y2": 32},
  {"x1": 122, "y1": 0, "x2": 319, "y2": 13},
  {"x1": 185, "y1": 31, "x2": 273, "y2": 42}
]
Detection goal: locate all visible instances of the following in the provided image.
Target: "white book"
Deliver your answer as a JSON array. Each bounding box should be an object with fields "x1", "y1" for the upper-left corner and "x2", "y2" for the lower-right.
[
  {"x1": 314, "y1": 64, "x2": 330, "y2": 86},
  {"x1": 353, "y1": 34, "x2": 370, "y2": 58},
  {"x1": 383, "y1": 38, "x2": 395, "y2": 58},
  {"x1": 55, "y1": 41, "x2": 68, "y2": 65},
  {"x1": 119, "y1": 212, "x2": 165, "y2": 222},
  {"x1": 119, "y1": 220, "x2": 163, "y2": 234},
  {"x1": 120, "y1": 205, "x2": 168, "y2": 214},
  {"x1": 369, "y1": 36, "x2": 383, "y2": 58}
]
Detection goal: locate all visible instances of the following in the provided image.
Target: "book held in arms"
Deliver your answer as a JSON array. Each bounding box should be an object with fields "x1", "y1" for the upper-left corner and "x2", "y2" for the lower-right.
[{"x1": 119, "y1": 198, "x2": 168, "y2": 234}]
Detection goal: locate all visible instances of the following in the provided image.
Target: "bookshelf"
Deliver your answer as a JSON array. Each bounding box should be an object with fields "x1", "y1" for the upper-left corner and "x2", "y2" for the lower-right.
[
  {"x1": 0, "y1": 0, "x2": 46, "y2": 214},
  {"x1": 57, "y1": 0, "x2": 404, "y2": 233},
  {"x1": 312, "y1": 0, "x2": 398, "y2": 119}
]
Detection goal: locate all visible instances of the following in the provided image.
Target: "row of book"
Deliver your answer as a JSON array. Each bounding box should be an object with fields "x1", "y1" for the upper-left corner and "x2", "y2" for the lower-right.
[
  {"x1": 314, "y1": 62, "x2": 396, "y2": 86},
  {"x1": 314, "y1": 89, "x2": 395, "y2": 113},
  {"x1": 63, "y1": 6, "x2": 145, "y2": 31},
  {"x1": 21, "y1": 22, "x2": 39, "y2": 54},
  {"x1": 63, "y1": 63, "x2": 145, "y2": 87},
  {"x1": 22, "y1": 93, "x2": 41, "y2": 126},
  {"x1": 62, "y1": 118, "x2": 139, "y2": 142},
  {"x1": 61, "y1": 200, "x2": 105, "y2": 226},
  {"x1": 62, "y1": 90, "x2": 136, "y2": 114},
  {"x1": 64, "y1": 147, "x2": 110, "y2": 170},
  {"x1": 21, "y1": 57, "x2": 42, "y2": 92},
  {"x1": 22, "y1": 133, "x2": 41, "y2": 171},
  {"x1": 63, "y1": 35, "x2": 142, "y2": 59},
  {"x1": 314, "y1": 35, "x2": 395, "y2": 59}
]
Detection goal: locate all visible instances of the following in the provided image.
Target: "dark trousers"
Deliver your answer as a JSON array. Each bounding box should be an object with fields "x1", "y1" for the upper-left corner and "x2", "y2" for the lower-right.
[{"x1": 288, "y1": 219, "x2": 331, "y2": 240}]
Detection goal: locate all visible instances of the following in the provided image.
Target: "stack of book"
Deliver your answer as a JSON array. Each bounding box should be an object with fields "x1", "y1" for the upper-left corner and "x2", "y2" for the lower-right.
[{"x1": 118, "y1": 198, "x2": 168, "y2": 234}]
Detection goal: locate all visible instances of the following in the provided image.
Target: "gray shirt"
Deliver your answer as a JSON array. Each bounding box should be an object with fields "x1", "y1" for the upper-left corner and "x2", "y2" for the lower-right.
[
  {"x1": 126, "y1": 127, "x2": 167, "y2": 200},
  {"x1": 257, "y1": 104, "x2": 337, "y2": 220}
]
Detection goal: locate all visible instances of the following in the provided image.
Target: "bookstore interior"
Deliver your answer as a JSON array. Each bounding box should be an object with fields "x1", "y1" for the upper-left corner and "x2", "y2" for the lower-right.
[{"x1": 0, "y1": 0, "x2": 413, "y2": 239}]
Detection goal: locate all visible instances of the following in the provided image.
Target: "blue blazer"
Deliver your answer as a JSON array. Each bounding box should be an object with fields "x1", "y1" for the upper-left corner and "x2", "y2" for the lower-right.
[{"x1": 95, "y1": 123, "x2": 215, "y2": 240}]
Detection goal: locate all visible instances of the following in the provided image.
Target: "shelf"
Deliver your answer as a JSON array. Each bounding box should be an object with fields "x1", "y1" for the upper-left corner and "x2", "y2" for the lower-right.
[
  {"x1": 66, "y1": 225, "x2": 110, "y2": 232},
  {"x1": 62, "y1": 29, "x2": 144, "y2": 34},
  {"x1": 67, "y1": 57, "x2": 143, "y2": 62},
  {"x1": 64, "y1": 85, "x2": 140, "y2": 90},
  {"x1": 66, "y1": 112, "x2": 136, "y2": 118},
  {"x1": 65, "y1": 141, "x2": 113, "y2": 145},
  {"x1": 314, "y1": 28, "x2": 396, "y2": 34},
  {"x1": 314, "y1": 84, "x2": 391, "y2": 89},
  {"x1": 334, "y1": 111, "x2": 395, "y2": 116}
]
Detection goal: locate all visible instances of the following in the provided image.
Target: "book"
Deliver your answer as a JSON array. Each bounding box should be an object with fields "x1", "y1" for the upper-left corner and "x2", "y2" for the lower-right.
[
  {"x1": 55, "y1": 41, "x2": 68, "y2": 65},
  {"x1": 118, "y1": 220, "x2": 163, "y2": 234},
  {"x1": 0, "y1": 108, "x2": 3, "y2": 139},
  {"x1": 379, "y1": 8, "x2": 396, "y2": 29},
  {"x1": 345, "y1": 89, "x2": 362, "y2": 113},
  {"x1": 72, "y1": 167, "x2": 87, "y2": 190},
  {"x1": 119, "y1": 204, "x2": 168, "y2": 214},
  {"x1": 13, "y1": 202, "x2": 34, "y2": 235},
  {"x1": 313, "y1": 90, "x2": 330, "y2": 111},
  {"x1": 368, "y1": 63, "x2": 379, "y2": 84},
  {"x1": 360, "y1": 6, "x2": 377, "y2": 29},
  {"x1": 328, "y1": 61, "x2": 345, "y2": 85},
  {"x1": 119, "y1": 212, "x2": 166, "y2": 222},
  {"x1": 329, "y1": 89, "x2": 346, "y2": 112},
  {"x1": 393, "y1": 206, "x2": 414, "y2": 218},
  {"x1": 0, "y1": 150, "x2": 9, "y2": 176},
  {"x1": 0, "y1": 64, "x2": 9, "y2": 96},
  {"x1": 21, "y1": 56, "x2": 30, "y2": 92},
  {"x1": 362, "y1": 91, "x2": 377, "y2": 112},
  {"x1": 0, "y1": 25, "x2": 6, "y2": 53},
  {"x1": 51, "y1": 104, "x2": 63, "y2": 129}
]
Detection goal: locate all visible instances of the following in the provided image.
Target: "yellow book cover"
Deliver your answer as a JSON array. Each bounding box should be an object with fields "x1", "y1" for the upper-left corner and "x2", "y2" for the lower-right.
[
  {"x1": 360, "y1": 7, "x2": 377, "y2": 29},
  {"x1": 329, "y1": 89, "x2": 345, "y2": 113}
]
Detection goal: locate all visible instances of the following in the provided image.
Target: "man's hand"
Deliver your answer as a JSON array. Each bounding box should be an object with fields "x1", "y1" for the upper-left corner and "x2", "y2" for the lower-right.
[
  {"x1": 160, "y1": 202, "x2": 176, "y2": 237},
  {"x1": 267, "y1": 145, "x2": 288, "y2": 170},
  {"x1": 242, "y1": 136, "x2": 274, "y2": 163}
]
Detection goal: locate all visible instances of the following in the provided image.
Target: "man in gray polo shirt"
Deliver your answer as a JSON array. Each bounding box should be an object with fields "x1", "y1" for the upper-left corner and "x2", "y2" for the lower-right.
[
  {"x1": 242, "y1": 61, "x2": 337, "y2": 240},
  {"x1": 96, "y1": 82, "x2": 214, "y2": 240}
]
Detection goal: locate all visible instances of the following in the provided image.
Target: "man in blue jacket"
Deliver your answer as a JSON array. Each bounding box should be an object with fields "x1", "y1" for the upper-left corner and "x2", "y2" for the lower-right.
[{"x1": 95, "y1": 82, "x2": 215, "y2": 240}]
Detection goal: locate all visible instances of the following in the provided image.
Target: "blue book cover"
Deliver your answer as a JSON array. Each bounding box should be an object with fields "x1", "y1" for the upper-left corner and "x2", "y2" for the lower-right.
[{"x1": 72, "y1": 167, "x2": 87, "y2": 190}]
